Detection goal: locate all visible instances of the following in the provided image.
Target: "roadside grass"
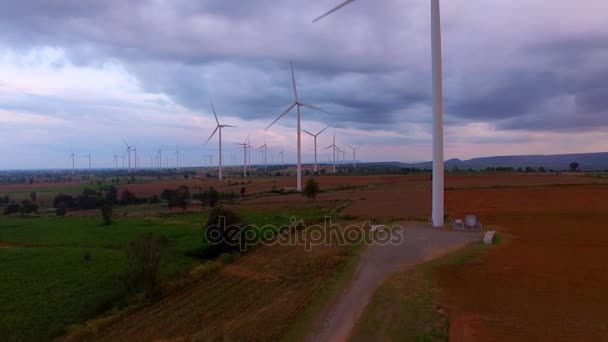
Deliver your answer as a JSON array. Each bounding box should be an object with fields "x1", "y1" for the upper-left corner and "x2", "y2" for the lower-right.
[
  {"x1": 0, "y1": 205, "x2": 329, "y2": 341},
  {"x1": 350, "y1": 238, "x2": 497, "y2": 341}
]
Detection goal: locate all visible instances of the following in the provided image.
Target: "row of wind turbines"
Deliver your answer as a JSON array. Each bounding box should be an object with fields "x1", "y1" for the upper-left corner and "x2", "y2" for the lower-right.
[
  {"x1": 208, "y1": 0, "x2": 446, "y2": 227},
  {"x1": 204, "y1": 61, "x2": 363, "y2": 191}
]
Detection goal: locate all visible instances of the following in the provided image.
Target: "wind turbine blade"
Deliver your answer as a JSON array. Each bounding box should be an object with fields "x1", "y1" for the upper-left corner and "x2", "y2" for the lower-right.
[
  {"x1": 322, "y1": 145, "x2": 334, "y2": 151},
  {"x1": 205, "y1": 126, "x2": 220, "y2": 145},
  {"x1": 122, "y1": 138, "x2": 129, "y2": 148},
  {"x1": 265, "y1": 103, "x2": 296, "y2": 130},
  {"x1": 301, "y1": 129, "x2": 315, "y2": 137},
  {"x1": 312, "y1": 0, "x2": 356, "y2": 23},
  {"x1": 290, "y1": 61, "x2": 299, "y2": 102},
  {"x1": 317, "y1": 125, "x2": 330, "y2": 136},
  {"x1": 222, "y1": 124, "x2": 237, "y2": 128},
  {"x1": 300, "y1": 102, "x2": 330, "y2": 114},
  {"x1": 210, "y1": 102, "x2": 220, "y2": 126}
]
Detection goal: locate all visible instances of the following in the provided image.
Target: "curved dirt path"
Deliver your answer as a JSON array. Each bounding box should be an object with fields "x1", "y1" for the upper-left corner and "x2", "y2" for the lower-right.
[{"x1": 308, "y1": 222, "x2": 481, "y2": 342}]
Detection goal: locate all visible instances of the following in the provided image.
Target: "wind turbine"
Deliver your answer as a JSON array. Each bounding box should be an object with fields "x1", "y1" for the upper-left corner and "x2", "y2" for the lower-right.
[
  {"x1": 265, "y1": 62, "x2": 329, "y2": 191},
  {"x1": 302, "y1": 125, "x2": 329, "y2": 172},
  {"x1": 175, "y1": 146, "x2": 180, "y2": 169},
  {"x1": 205, "y1": 102, "x2": 236, "y2": 181},
  {"x1": 236, "y1": 137, "x2": 249, "y2": 177},
  {"x1": 313, "y1": 0, "x2": 446, "y2": 227},
  {"x1": 122, "y1": 139, "x2": 133, "y2": 173},
  {"x1": 69, "y1": 152, "x2": 75, "y2": 175},
  {"x1": 322, "y1": 131, "x2": 340, "y2": 173},
  {"x1": 258, "y1": 142, "x2": 269, "y2": 173},
  {"x1": 83, "y1": 153, "x2": 92, "y2": 174},
  {"x1": 349, "y1": 145, "x2": 362, "y2": 168},
  {"x1": 156, "y1": 149, "x2": 162, "y2": 170},
  {"x1": 113, "y1": 154, "x2": 118, "y2": 169}
]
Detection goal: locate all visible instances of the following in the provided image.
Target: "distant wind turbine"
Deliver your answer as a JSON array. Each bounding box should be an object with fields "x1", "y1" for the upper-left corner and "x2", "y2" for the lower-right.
[
  {"x1": 69, "y1": 152, "x2": 75, "y2": 175},
  {"x1": 122, "y1": 139, "x2": 133, "y2": 173},
  {"x1": 349, "y1": 145, "x2": 362, "y2": 168},
  {"x1": 302, "y1": 125, "x2": 329, "y2": 172},
  {"x1": 236, "y1": 136, "x2": 249, "y2": 177},
  {"x1": 313, "y1": 0, "x2": 445, "y2": 226},
  {"x1": 258, "y1": 142, "x2": 269, "y2": 173},
  {"x1": 83, "y1": 153, "x2": 92, "y2": 173},
  {"x1": 265, "y1": 62, "x2": 329, "y2": 191},
  {"x1": 205, "y1": 102, "x2": 236, "y2": 181},
  {"x1": 322, "y1": 131, "x2": 340, "y2": 173}
]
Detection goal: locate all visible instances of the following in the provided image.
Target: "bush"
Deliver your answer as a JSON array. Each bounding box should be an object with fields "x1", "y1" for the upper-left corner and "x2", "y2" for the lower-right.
[
  {"x1": 302, "y1": 178, "x2": 320, "y2": 200},
  {"x1": 56, "y1": 202, "x2": 68, "y2": 217},
  {"x1": 202, "y1": 207, "x2": 250, "y2": 258},
  {"x1": 190, "y1": 261, "x2": 222, "y2": 280},
  {"x1": 123, "y1": 233, "x2": 169, "y2": 296},
  {"x1": 20, "y1": 199, "x2": 38, "y2": 214},
  {"x1": 100, "y1": 205, "x2": 113, "y2": 226},
  {"x1": 208, "y1": 187, "x2": 220, "y2": 207},
  {"x1": 219, "y1": 252, "x2": 236, "y2": 264},
  {"x1": 3, "y1": 203, "x2": 21, "y2": 215}
]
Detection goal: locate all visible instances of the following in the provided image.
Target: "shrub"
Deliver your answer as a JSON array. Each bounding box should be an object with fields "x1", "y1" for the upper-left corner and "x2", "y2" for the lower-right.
[
  {"x1": 219, "y1": 252, "x2": 236, "y2": 264},
  {"x1": 302, "y1": 178, "x2": 320, "y2": 200},
  {"x1": 202, "y1": 207, "x2": 250, "y2": 257},
  {"x1": 20, "y1": 199, "x2": 38, "y2": 214},
  {"x1": 190, "y1": 261, "x2": 222, "y2": 280},
  {"x1": 100, "y1": 205, "x2": 113, "y2": 226},
  {"x1": 123, "y1": 233, "x2": 169, "y2": 296},
  {"x1": 3, "y1": 203, "x2": 21, "y2": 215},
  {"x1": 208, "y1": 187, "x2": 220, "y2": 207},
  {"x1": 56, "y1": 202, "x2": 68, "y2": 217}
]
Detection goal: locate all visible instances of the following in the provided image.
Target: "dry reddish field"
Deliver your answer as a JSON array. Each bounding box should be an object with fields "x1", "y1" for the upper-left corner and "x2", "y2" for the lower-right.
[
  {"x1": 440, "y1": 185, "x2": 608, "y2": 341},
  {"x1": 0, "y1": 181, "x2": 85, "y2": 191}
]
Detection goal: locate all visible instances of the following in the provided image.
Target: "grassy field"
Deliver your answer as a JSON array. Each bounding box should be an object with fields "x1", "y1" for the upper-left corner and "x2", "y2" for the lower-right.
[
  {"x1": 350, "y1": 241, "x2": 494, "y2": 341},
  {"x1": 0, "y1": 204, "x2": 328, "y2": 341}
]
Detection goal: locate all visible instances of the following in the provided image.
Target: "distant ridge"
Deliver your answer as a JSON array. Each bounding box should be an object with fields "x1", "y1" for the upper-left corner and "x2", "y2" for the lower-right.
[{"x1": 373, "y1": 152, "x2": 608, "y2": 171}]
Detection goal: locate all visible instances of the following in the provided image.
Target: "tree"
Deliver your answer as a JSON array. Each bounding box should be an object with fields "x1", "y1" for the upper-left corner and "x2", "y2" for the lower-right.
[
  {"x1": 120, "y1": 189, "x2": 138, "y2": 205},
  {"x1": 20, "y1": 199, "x2": 38, "y2": 215},
  {"x1": 538, "y1": 166, "x2": 547, "y2": 173},
  {"x1": 240, "y1": 187, "x2": 246, "y2": 197},
  {"x1": 569, "y1": 162, "x2": 579, "y2": 172},
  {"x1": 56, "y1": 202, "x2": 68, "y2": 217},
  {"x1": 302, "y1": 178, "x2": 320, "y2": 200},
  {"x1": 29, "y1": 191, "x2": 37, "y2": 203},
  {"x1": 174, "y1": 185, "x2": 191, "y2": 211},
  {"x1": 201, "y1": 207, "x2": 249, "y2": 257},
  {"x1": 208, "y1": 187, "x2": 220, "y2": 207},
  {"x1": 3, "y1": 203, "x2": 21, "y2": 215},
  {"x1": 123, "y1": 233, "x2": 169, "y2": 296},
  {"x1": 100, "y1": 204, "x2": 113, "y2": 225},
  {"x1": 105, "y1": 186, "x2": 118, "y2": 204}
]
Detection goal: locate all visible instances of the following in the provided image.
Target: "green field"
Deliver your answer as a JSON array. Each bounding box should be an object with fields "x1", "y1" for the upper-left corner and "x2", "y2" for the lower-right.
[{"x1": 0, "y1": 205, "x2": 328, "y2": 341}]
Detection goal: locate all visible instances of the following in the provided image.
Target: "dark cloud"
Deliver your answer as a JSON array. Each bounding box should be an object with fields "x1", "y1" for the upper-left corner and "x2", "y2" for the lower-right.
[{"x1": 1, "y1": 0, "x2": 608, "y2": 137}]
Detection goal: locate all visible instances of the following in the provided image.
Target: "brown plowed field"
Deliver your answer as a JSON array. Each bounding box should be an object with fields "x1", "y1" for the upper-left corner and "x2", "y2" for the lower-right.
[{"x1": 440, "y1": 185, "x2": 608, "y2": 341}]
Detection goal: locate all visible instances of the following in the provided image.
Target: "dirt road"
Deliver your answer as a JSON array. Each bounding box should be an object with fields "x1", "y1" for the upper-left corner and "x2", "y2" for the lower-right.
[{"x1": 308, "y1": 223, "x2": 481, "y2": 342}]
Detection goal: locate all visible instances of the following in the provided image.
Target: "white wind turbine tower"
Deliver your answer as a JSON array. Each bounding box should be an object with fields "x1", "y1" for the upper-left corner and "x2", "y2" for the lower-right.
[
  {"x1": 175, "y1": 146, "x2": 180, "y2": 169},
  {"x1": 348, "y1": 145, "x2": 362, "y2": 168},
  {"x1": 258, "y1": 139, "x2": 269, "y2": 173},
  {"x1": 83, "y1": 153, "x2": 92, "y2": 174},
  {"x1": 113, "y1": 154, "x2": 118, "y2": 169},
  {"x1": 302, "y1": 125, "x2": 329, "y2": 172},
  {"x1": 205, "y1": 103, "x2": 236, "y2": 181},
  {"x1": 314, "y1": 0, "x2": 446, "y2": 227},
  {"x1": 322, "y1": 131, "x2": 340, "y2": 173},
  {"x1": 156, "y1": 149, "x2": 162, "y2": 170},
  {"x1": 68, "y1": 152, "x2": 76, "y2": 175},
  {"x1": 122, "y1": 139, "x2": 134, "y2": 173},
  {"x1": 236, "y1": 137, "x2": 249, "y2": 177},
  {"x1": 265, "y1": 62, "x2": 329, "y2": 191}
]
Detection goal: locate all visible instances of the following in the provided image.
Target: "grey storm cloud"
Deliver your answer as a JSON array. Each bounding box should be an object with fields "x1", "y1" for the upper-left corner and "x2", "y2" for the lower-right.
[{"x1": 1, "y1": 0, "x2": 608, "y2": 133}]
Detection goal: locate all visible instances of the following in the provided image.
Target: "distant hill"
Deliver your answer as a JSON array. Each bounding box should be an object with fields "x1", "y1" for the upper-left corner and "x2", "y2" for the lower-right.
[{"x1": 373, "y1": 152, "x2": 608, "y2": 171}]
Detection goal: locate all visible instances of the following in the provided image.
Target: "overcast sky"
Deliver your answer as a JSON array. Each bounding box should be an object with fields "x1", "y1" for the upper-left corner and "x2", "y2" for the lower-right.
[{"x1": 1, "y1": 0, "x2": 607, "y2": 169}]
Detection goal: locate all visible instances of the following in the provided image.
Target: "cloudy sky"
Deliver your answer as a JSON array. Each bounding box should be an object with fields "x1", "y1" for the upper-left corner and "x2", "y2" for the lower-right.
[{"x1": 1, "y1": 0, "x2": 607, "y2": 169}]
